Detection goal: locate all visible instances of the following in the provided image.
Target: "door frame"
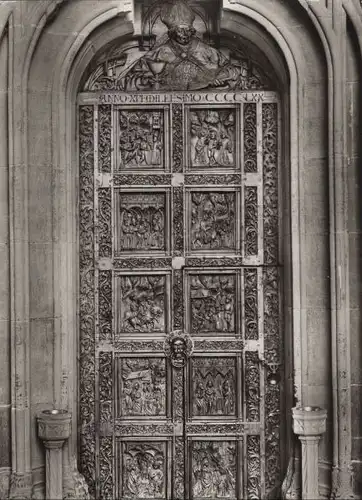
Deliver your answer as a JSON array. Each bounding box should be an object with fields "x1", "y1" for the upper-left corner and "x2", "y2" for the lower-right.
[{"x1": 49, "y1": 4, "x2": 307, "y2": 495}]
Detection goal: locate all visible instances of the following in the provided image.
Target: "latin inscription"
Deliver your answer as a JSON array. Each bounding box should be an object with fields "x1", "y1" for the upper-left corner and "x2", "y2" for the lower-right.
[{"x1": 98, "y1": 92, "x2": 266, "y2": 105}]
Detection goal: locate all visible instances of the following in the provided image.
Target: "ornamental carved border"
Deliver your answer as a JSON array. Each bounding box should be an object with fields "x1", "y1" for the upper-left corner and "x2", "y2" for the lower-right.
[
  {"x1": 79, "y1": 105, "x2": 96, "y2": 497},
  {"x1": 98, "y1": 105, "x2": 111, "y2": 173},
  {"x1": 263, "y1": 103, "x2": 279, "y2": 265}
]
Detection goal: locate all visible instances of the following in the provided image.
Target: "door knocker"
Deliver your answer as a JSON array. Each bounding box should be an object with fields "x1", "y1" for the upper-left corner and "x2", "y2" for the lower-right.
[{"x1": 164, "y1": 330, "x2": 193, "y2": 369}]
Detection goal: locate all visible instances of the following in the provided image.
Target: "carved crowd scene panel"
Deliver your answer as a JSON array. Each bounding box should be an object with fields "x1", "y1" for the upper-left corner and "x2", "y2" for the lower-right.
[
  {"x1": 118, "y1": 109, "x2": 167, "y2": 171},
  {"x1": 189, "y1": 190, "x2": 238, "y2": 253},
  {"x1": 188, "y1": 108, "x2": 237, "y2": 169},
  {"x1": 78, "y1": 1, "x2": 282, "y2": 498},
  {"x1": 116, "y1": 273, "x2": 169, "y2": 335},
  {"x1": 118, "y1": 357, "x2": 167, "y2": 418},
  {"x1": 191, "y1": 357, "x2": 237, "y2": 417},
  {"x1": 120, "y1": 441, "x2": 168, "y2": 498},
  {"x1": 116, "y1": 191, "x2": 168, "y2": 254},
  {"x1": 191, "y1": 440, "x2": 238, "y2": 499},
  {"x1": 188, "y1": 272, "x2": 238, "y2": 335}
]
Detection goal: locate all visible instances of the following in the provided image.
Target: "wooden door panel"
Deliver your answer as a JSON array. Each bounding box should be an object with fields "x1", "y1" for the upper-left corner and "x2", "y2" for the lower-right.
[
  {"x1": 78, "y1": 93, "x2": 282, "y2": 499},
  {"x1": 188, "y1": 356, "x2": 239, "y2": 418}
]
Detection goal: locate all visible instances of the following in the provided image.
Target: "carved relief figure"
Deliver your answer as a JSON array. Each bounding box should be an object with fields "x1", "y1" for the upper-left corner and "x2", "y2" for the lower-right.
[
  {"x1": 120, "y1": 0, "x2": 244, "y2": 92},
  {"x1": 190, "y1": 110, "x2": 235, "y2": 167},
  {"x1": 119, "y1": 110, "x2": 164, "y2": 169},
  {"x1": 119, "y1": 193, "x2": 166, "y2": 252},
  {"x1": 122, "y1": 443, "x2": 166, "y2": 498},
  {"x1": 164, "y1": 330, "x2": 194, "y2": 369},
  {"x1": 191, "y1": 192, "x2": 236, "y2": 251},
  {"x1": 120, "y1": 358, "x2": 166, "y2": 417},
  {"x1": 192, "y1": 441, "x2": 236, "y2": 498},
  {"x1": 192, "y1": 358, "x2": 236, "y2": 416},
  {"x1": 190, "y1": 274, "x2": 235, "y2": 333},
  {"x1": 119, "y1": 275, "x2": 166, "y2": 332}
]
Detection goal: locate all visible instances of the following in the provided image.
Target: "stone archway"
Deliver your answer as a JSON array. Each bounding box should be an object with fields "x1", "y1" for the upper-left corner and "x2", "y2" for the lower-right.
[{"x1": 16, "y1": 0, "x2": 333, "y2": 498}]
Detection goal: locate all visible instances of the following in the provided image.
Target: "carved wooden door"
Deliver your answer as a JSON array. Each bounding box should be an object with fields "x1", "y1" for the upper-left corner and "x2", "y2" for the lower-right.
[{"x1": 78, "y1": 91, "x2": 282, "y2": 500}]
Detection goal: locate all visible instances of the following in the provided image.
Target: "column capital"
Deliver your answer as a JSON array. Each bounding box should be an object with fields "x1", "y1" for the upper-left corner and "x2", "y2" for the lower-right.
[{"x1": 292, "y1": 406, "x2": 327, "y2": 437}]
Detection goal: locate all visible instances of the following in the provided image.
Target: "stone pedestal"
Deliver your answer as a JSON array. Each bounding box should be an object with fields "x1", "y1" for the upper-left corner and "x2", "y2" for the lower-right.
[
  {"x1": 292, "y1": 406, "x2": 327, "y2": 500},
  {"x1": 37, "y1": 410, "x2": 71, "y2": 500}
]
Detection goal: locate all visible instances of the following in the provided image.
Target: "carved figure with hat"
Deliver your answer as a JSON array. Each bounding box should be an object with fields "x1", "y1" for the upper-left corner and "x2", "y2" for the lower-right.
[{"x1": 120, "y1": 0, "x2": 241, "y2": 91}]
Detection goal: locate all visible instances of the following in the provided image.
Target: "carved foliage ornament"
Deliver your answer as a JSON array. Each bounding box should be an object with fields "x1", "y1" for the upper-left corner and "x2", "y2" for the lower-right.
[
  {"x1": 83, "y1": 1, "x2": 272, "y2": 92},
  {"x1": 78, "y1": 106, "x2": 96, "y2": 497}
]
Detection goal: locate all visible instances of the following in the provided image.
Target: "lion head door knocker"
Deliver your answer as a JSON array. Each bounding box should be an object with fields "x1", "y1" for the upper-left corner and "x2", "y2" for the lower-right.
[{"x1": 164, "y1": 330, "x2": 193, "y2": 369}]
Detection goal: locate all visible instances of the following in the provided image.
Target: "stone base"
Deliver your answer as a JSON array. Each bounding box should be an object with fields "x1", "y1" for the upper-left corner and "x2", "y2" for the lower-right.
[
  {"x1": 63, "y1": 469, "x2": 90, "y2": 500},
  {"x1": 282, "y1": 456, "x2": 301, "y2": 499},
  {"x1": 331, "y1": 466, "x2": 360, "y2": 500},
  {"x1": 0, "y1": 469, "x2": 10, "y2": 500},
  {"x1": 9, "y1": 473, "x2": 32, "y2": 500}
]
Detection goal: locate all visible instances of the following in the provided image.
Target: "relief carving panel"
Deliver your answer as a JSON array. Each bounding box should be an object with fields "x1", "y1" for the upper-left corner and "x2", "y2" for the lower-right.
[
  {"x1": 262, "y1": 103, "x2": 278, "y2": 265},
  {"x1": 78, "y1": 105, "x2": 96, "y2": 497},
  {"x1": 244, "y1": 186, "x2": 258, "y2": 257},
  {"x1": 189, "y1": 109, "x2": 236, "y2": 168},
  {"x1": 243, "y1": 103, "x2": 257, "y2": 173},
  {"x1": 246, "y1": 436, "x2": 261, "y2": 499},
  {"x1": 118, "y1": 358, "x2": 166, "y2": 417},
  {"x1": 99, "y1": 436, "x2": 113, "y2": 499},
  {"x1": 98, "y1": 270, "x2": 112, "y2": 341},
  {"x1": 190, "y1": 191, "x2": 236, "y2": 252},
  {"x1": 99, "y1": 352, "x2": 113, "y2": 423},
  {"x1": 245, "y1": 351, "x2": 260, "y2": 422},
  {"x1": 263, "y1": 267, "x2": 280, "y2": 364},
  {"x1": 173, "y1": 269, "x2": 184, "y2": 330},
  {"x1": 117, "y1": 274, "x2": 167, "y2": 334},
  {"x1": 172, "y1": 104, "x2": 183, "y2": 173},
  {"x1": 189, "y1": 273, "x2": 236, "y2": 334},
  {"x1": 98, "y1": 105, "x2": 112, "y2": 173},
  {"x1": 117, "y1": 192, "x2": 167, "y2": 253},
  {"x1": 191, "y1": 441, "x2": 237, "y2": 499},
  {"x1": 191, "y1": 358, "x2": 236, "y2": 417},
  {"x1": 244, "y1": 268, "x2": 258, "y2": 341},
  {"x1": 174, "y1": 438, "x2": 185, "y2": 500},
  {"x1": 173, "y1": 187, "x2": 184, "y2": 255},
  {"x1": 121, "y1": 442, "x2": 167, "y2": 498},
  {"x1": 118, "y1": 110, "x2": 165, "y2": 170},
  {"x1": 98, "y1": 188, "x2": 112, "y2": 259}
]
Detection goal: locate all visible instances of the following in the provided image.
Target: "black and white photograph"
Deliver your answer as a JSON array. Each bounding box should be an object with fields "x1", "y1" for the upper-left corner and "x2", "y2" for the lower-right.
[{"x1": 0, "y1": 0, "x2": 361, "y2": 498}]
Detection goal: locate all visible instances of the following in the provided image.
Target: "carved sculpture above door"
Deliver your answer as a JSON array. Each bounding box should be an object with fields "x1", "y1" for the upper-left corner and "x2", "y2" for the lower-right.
[
  {"x1": 82, "y1": 0, "x2": 275, "y2": 93},
  {"x1": 78, "y1": 1, "x2": 283, "y2": 498}
]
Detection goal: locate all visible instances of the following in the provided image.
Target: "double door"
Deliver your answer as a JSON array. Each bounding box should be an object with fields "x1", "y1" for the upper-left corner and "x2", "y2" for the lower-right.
[{"x1": 78, "y1": 91, "x2": 283, "y2": 499}]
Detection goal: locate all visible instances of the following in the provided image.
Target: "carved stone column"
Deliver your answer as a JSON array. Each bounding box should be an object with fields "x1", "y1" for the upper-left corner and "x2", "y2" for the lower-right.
[
  {"x1": 292, "y1": 406, "x2": 327, "y2": 500},
  {"x1": 37, "y1": 410, "x2": 71, "y2": 500}
]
